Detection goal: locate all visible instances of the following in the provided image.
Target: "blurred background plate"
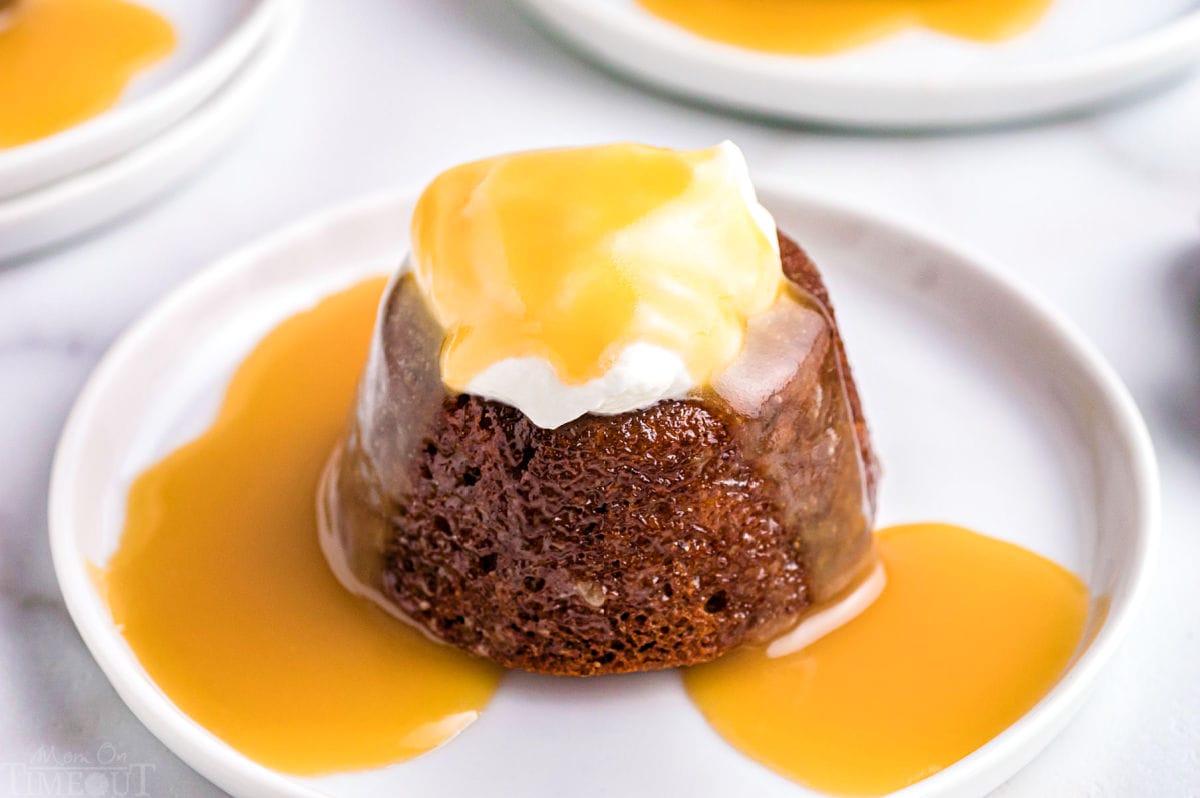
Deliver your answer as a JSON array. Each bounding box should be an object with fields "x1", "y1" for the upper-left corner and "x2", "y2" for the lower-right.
[
  {"x1": 0, "y1": 0, "x2": 298, "y2": 262},
  {"x1": 513, "y1": 0, "x2": 1200, "y2": 128},
  {"x1": 0, "y1": 0, "x2": 287, "y2": 201}
]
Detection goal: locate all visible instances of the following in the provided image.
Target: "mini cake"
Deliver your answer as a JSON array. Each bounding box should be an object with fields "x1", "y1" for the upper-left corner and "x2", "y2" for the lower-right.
[{"x1": 320, "y1": 142, "x2": 878, "y2": 676}]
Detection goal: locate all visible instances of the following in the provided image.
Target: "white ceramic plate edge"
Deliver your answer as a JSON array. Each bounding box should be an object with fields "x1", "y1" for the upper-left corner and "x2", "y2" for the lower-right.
[
  {"x1": 49, "y1": 187, "x2": 1159, "y2": 797},
  {"x1": 762, "y1": 183, "x2": 1160, "y2": 797},
  {"x1": 0, "y1": 0, "x2": 288, "y2": 200},
  {"x1": 46, "y1": 195, "x2": 403, "y2": 798},
  {"x1": 514, "y1": 0, "x2": 1200, "y2": 127},
  {"x1": 0, "y1": 0, "x2": 301, "y2": 262}
]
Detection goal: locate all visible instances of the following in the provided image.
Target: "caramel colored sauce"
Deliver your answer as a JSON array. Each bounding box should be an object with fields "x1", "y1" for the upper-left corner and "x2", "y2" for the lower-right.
[
  {"x1": 0, "y1": 0, "x2": 175, "y2": 148},
  {"x1": 685, "y1": 522, "x2": 1088, "y2": 796},
  {"x1": 637, "y1": 0, "x2": 1052, "y2": 55},
  {"x1": 104, "y1": 278, "x2": 501, "y2": 775},
  {"x1": 411, "y1": 142, "x2": 782, "y2": 388}
]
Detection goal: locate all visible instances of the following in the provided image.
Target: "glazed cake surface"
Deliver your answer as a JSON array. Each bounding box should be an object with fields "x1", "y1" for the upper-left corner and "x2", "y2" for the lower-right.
[{"x1": 321, "y1": 234, "x2": 878, "y2": 675}]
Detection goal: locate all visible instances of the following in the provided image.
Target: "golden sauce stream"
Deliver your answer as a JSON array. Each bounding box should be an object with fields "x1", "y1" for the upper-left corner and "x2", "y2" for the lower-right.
[
  {"x1": 636, "y1": 0, "x2": 1053, "y2": 55},
  {"x1": 104, "y1": 278, "x2": 502, "y2": 775},
  {"x1": 411, "y1": 143, "x2": 782, "y2": 387},
  {"x1": 685, "y1": 523, "x2": 1088, "y2": 796},
  {"x1": 0, "y1": 0, "x2": 175, "y2": 148}
]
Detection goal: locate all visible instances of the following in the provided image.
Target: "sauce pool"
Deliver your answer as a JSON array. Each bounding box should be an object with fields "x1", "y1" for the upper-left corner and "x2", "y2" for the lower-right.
[
  {"x1": 636, "y1": 0, "x2": 1053, "y2": 55},
  {"x1": 103, "y1": 277, "x2": 501, "y2": 775},
  {"x1": 0, "y1": 0, "x2": 175, "y2": 148},
  {"x1": 684, "y1": 522, "x2": 1089, "y2": 796}
]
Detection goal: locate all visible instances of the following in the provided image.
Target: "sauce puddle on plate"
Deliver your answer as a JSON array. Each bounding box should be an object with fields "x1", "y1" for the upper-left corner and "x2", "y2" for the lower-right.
[
  {"x1": 103, "y1": 277, "x2": 502, "y2": 775},
  {"x1": 0, "y1": 0, "x2": 175, "y2": 148},
  {"x1": 636, "y1": 0, "x2": 1052, "y2": 55},
  {"x1": 685, "y1": 522, "x2": 1088, "y2": 796}
]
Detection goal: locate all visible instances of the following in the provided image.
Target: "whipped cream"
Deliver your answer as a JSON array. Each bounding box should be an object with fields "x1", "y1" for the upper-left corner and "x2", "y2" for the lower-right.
[
  {"x1": 410, "y1": 140, "x2": 782, "y2": 429},
  {"x1": 719, "y1": 140, "x2": 779, "y2": 256},
  {"x1": 466, "y1": 343, "x2": 694, "y2": 429}
]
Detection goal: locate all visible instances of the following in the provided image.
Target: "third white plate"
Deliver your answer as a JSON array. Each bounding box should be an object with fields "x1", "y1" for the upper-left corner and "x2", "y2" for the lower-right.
[{"x1": 515, "y1": 0, "x2": 1200, "y2": 128}]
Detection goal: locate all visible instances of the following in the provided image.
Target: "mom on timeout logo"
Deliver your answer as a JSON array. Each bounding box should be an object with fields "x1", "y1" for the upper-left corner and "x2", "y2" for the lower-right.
[{"x1": 1, "y1": 743, "x2": 155, "y2": 797}]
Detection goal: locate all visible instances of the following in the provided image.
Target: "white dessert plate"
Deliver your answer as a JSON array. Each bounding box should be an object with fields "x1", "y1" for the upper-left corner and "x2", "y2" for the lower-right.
[
  {"x1": 0, "y1": 0, "x2": 299, "y2": 262},
  {"x1": 0, "y1": 0, "x2": 288, "y2": 201},
  {"x1": 50, "y1": 186, "x2": 1157, "y2": 797},
  {"x1": 513, "y1": 0, "x2": 1200, "y2": 128}
]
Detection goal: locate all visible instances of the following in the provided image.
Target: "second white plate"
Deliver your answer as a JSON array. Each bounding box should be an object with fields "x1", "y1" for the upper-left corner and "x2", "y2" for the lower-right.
[
  {"x1": 50, "y1": 186, "x2": 1157, "y2": 796},
  {"x1": 0, "y1": 0, "x2": 289, "y2": 200},
  {"x1": 0, "y1": 0, "x2": 299, "y2": 262},
  {"x1": 515, "y1": 0, "x2": 1200, "y2": 128}
]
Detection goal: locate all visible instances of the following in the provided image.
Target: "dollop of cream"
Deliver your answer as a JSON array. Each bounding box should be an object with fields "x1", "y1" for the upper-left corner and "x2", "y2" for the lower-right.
[
  {"x1": 466, "y1": 343, "x2": 693, "y2": 429},
  {"x1": 410, "y1": 141, "x2": 783, "y2": 428}
]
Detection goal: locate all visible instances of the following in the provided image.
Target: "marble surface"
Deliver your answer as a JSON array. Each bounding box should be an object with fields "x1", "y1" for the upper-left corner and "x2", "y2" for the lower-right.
[{"x1": 1, "y1": 1, "x2": 1199, "y2": 795}]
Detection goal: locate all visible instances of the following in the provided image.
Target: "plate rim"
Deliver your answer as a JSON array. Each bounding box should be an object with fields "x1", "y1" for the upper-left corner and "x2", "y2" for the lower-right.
[
  {"x1": 513, "y1": 0, "x2": 1200, "y2": 126},
  {"x1": 756, "y1": 182, "x2": 1160, "y2": 797},
  {"x1": 48, "y1": 185, "x2": 1160, "y2": 797},
  {"x1": 0, "y1": 0, "x2": 291, "y2": 199}
]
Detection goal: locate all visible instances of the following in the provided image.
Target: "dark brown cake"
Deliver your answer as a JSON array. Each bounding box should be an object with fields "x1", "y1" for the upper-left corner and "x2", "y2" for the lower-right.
[{"x1": 320, "y1": 234, "x2": 878, "y2": 676}]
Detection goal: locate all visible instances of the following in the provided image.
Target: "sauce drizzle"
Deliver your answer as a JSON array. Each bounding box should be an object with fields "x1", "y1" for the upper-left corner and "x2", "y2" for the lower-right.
[
  {"x1": 104, "y1": 278, "x2": 501, "y2": 775},
  {"x1": 685, "y1": 522, "x2": 1088, "y2": 796},
  {"x1": 636, "y1": 0, "x2": 1053, "y2": 55}
]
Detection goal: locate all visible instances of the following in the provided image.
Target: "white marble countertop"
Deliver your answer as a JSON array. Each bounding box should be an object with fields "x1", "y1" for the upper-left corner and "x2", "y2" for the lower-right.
[{"x1": 2, "y1": 1, "x2": 1199, "y2": 795}]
